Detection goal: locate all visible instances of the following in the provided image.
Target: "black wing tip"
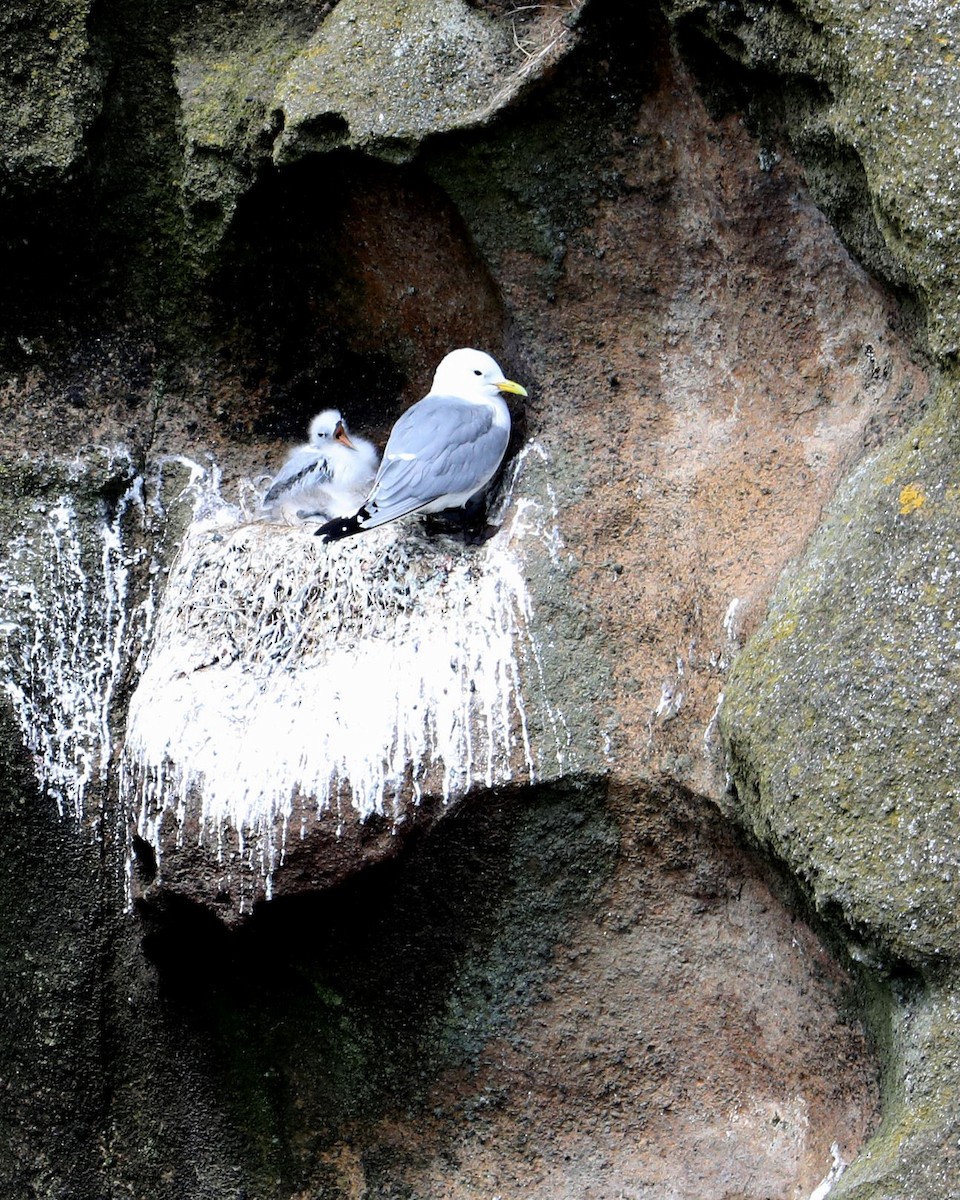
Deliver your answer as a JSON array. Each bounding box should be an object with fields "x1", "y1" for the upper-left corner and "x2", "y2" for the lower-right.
[{"x1": 315, "y1": 512, "x2": 363, "y2": 542}]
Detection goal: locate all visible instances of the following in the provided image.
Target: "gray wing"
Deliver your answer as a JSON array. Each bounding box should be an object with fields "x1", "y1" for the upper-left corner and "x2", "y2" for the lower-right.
[
  {"x1": 263, "y1": 449, "x2": 332, "y2": 505},
  {"x1": 366, "y1": 394, "x2": 508, "y2": 522}
]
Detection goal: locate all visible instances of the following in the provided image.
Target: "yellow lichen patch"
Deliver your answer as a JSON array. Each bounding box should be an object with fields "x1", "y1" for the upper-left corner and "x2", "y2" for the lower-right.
[
  {"x1": 769, "y1": 613, "x2": 797, "y2": 641},
  {"x1": 898, "y1": 483, "x2": 926, "y2": 515}
]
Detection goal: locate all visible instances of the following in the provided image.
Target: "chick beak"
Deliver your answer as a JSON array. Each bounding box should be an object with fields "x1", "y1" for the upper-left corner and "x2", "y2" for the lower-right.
[{"x1": 334, "y1": 422, "x2": 356, "y2": 449}]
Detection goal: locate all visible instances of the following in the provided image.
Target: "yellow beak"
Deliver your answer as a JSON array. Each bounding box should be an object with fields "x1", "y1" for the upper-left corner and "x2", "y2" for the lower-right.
[{"x1": 496, "y1": 379, "x2": 528, "y2": 397}]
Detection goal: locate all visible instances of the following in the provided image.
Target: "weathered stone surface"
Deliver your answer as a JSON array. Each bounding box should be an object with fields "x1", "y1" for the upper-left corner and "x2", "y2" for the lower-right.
[
  {"x1": 663, "y1": 0, "x2": 960, "y2": 359},
  {"x1": 721, "y1": 380, "x2": 960, "y2": 1194},
  {"x1": 0, "y1": 703, "x2": 106, "y2": 1196},
  {"x1": 0, "y1": 448, "x2": 146, "y2": 820},
  {"x1": 271, "y1": 0, "x2": 584, "y2": 161},
  {"x1": 653, "y1": 3, "x2": 960, "y2": 1194},
  {"x1": 123, "y1": 14, "x2": 925, "y2": 932},
  {"x1": 174, "y1": 0, "x2": 588, "y2": 254},
  {"x1": 0, "y1": 1, "x2": 102, "y2": 184},
  {"x1": 721, "y1": 406, "x2": 960, "y2": 1200},
  {"x1": 722, "y1": 382, "x2": 960, "y2": 966},
  {"x1": 123, "y1": 780, "x2": 878, "y2": 1200},
  {"x1": 1, "y1": 0, "x2": 958, "y2": 1196}
]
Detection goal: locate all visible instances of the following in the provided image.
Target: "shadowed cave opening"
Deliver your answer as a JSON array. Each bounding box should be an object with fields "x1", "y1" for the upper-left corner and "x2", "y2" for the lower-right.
[
  {"x1": 136, "y1": 779, "x2": 880, "y2": 1196},
  {"x1": 139, "y1": 780, "x2": 620, "y2": 1183},
  {"x1": 207, "y1": 150, "x2": 521, "y2": 448}
]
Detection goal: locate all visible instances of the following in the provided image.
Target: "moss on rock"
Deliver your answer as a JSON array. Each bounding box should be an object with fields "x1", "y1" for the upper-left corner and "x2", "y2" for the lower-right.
[
  {"x1": 0, "y1": 0, "x2": 103, "y2": 186},
  {"x1": 663, "y1": 0, "x2": 960, "y2": 360},
  {"x1": 172, "y1": 0, "x2": 589, "y2": 258},
  {"x1": 721, "y1": 375, "x2": 960, "y2": 1196},
  {"x1": 721, "y1": 375, "x2": 960, "y2": 963}
]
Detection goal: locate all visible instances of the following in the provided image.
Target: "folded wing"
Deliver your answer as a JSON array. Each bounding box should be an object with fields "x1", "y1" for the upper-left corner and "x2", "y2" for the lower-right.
[
  {"x1": 361, "y1": 395, "x2": 508, "y2": 526},
  {"x1": 263, "y1": 450, "x2": 332, "y2": 506}
]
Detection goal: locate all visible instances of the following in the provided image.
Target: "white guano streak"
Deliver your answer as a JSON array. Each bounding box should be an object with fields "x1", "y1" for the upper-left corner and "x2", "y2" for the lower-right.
[{"x1": 0, "y1": 463, "x2": 146, "y2": 820}]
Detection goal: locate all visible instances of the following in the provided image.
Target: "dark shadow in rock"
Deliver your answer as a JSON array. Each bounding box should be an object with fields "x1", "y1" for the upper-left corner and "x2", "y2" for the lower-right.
[
  {"x1": 136, "y1": 776, "x2": 883, "y2": 1198},
  {"x1": 137, "y1": 778, "x2": 617, "y2": 1185},
  {"x1": 210, "y1": 150, "x2": 514, "y2": 447},
  {"x1": 421, "y1": 488, "x2": 505, "y2": 544},
  {"x1": 0, "y1": 703, "x2": 106, "y2": 1197},
  {"x1": 0, "y1": 0, "x2": 194, "y2": 363}
]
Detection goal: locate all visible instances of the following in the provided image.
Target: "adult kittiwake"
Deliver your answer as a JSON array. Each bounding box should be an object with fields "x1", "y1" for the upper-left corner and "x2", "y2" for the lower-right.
[
  {"x1": 315, "y1": 348, "x2": 527, "y2": 541},
  {"x1": 260, "y1": 410, "x2": 379, "y2": 524}
]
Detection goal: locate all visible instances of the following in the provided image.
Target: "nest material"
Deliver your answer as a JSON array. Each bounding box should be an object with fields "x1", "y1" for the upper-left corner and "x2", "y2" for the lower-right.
[
  {"x1": 160, "y1": 518, "x2": 448, "y2": 674},
  {"x1": 123, "y1": 505, "x2": 540, "y2": 883}
]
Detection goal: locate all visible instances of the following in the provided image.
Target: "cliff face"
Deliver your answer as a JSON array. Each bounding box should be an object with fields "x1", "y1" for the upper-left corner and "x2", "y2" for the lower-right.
[{"x1": 0, "y1": 0, "x2": 955, "y2": 1196}]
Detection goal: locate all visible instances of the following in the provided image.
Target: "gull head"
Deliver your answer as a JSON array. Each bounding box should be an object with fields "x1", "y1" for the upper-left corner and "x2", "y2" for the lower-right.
[{"x1": 432, "y1": 348, "x2": 528, "y2": 401}]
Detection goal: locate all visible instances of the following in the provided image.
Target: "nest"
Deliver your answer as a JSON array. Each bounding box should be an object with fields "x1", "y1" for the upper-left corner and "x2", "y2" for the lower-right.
[{"x1": 122, "y1": 497, "x2": 543, "y2": 889}]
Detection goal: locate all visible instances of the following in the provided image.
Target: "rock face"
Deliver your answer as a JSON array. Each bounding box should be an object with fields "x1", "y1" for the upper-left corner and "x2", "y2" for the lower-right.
[
  {"x1": 1, "y1": 0, "x2": 958, "y2": 1196},
  {"x1": 175, "y1": 0, "x2": 590, "y2": 253},
  {"x1": 0, "y1": 1, "x2": 103, "y2": 183},
  {"x1": 721, "y1": 390, "x2": 960, "y2": 1196},
  {"x1": 660, "y1": 2, "x2": 960, "y2": 1193}
]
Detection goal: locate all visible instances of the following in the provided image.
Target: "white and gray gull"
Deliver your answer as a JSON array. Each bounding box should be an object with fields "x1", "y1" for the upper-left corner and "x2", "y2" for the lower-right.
[
  {"x1": 260, "y1": 409, "x2": 379, "y2": 524},
  {"x1": 315, "y1": 348, "x2": 527, "y2": 542}
]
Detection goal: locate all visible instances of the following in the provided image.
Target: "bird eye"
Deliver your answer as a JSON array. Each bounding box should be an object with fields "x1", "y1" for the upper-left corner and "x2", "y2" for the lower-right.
[{"x1": 473, "y1": 368, "x2": 482, "y2": 376}]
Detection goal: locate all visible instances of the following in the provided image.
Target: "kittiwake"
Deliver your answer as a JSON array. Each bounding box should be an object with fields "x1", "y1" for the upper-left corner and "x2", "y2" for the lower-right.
[
  {"x1": 260, "y1": 409, "x2": 379, "y2": 524},
  {"x1": 315, "y1": 348, "x2": 527, "y2": 541}
]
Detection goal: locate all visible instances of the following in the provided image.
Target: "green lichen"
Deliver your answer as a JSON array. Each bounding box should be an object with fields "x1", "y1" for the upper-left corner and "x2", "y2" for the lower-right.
[
  {"x1": 722, "y1": 376, "x2": 960, "y2": 1194},
  {"x1": 174, "y1": 15, "x2": 307, "y2": 256},
  {"x1": 0, "y1": 0, "x2": 103, "y2": 183},
  {"x1": 424, "y1": 8, "x2": 659, "y2": 278},
  {"x1": 168, "y1": 0, "x2": 591, "y2": 258},
  {"x1": 723, "y1": 384, "x2": 960, "y2": 959},
  {"x1": 663, "y1": 0, "x2": 960, "y2": 360},
  {"x1": 832, "y1": 973, "x2": 960, "y2": 1198}
]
